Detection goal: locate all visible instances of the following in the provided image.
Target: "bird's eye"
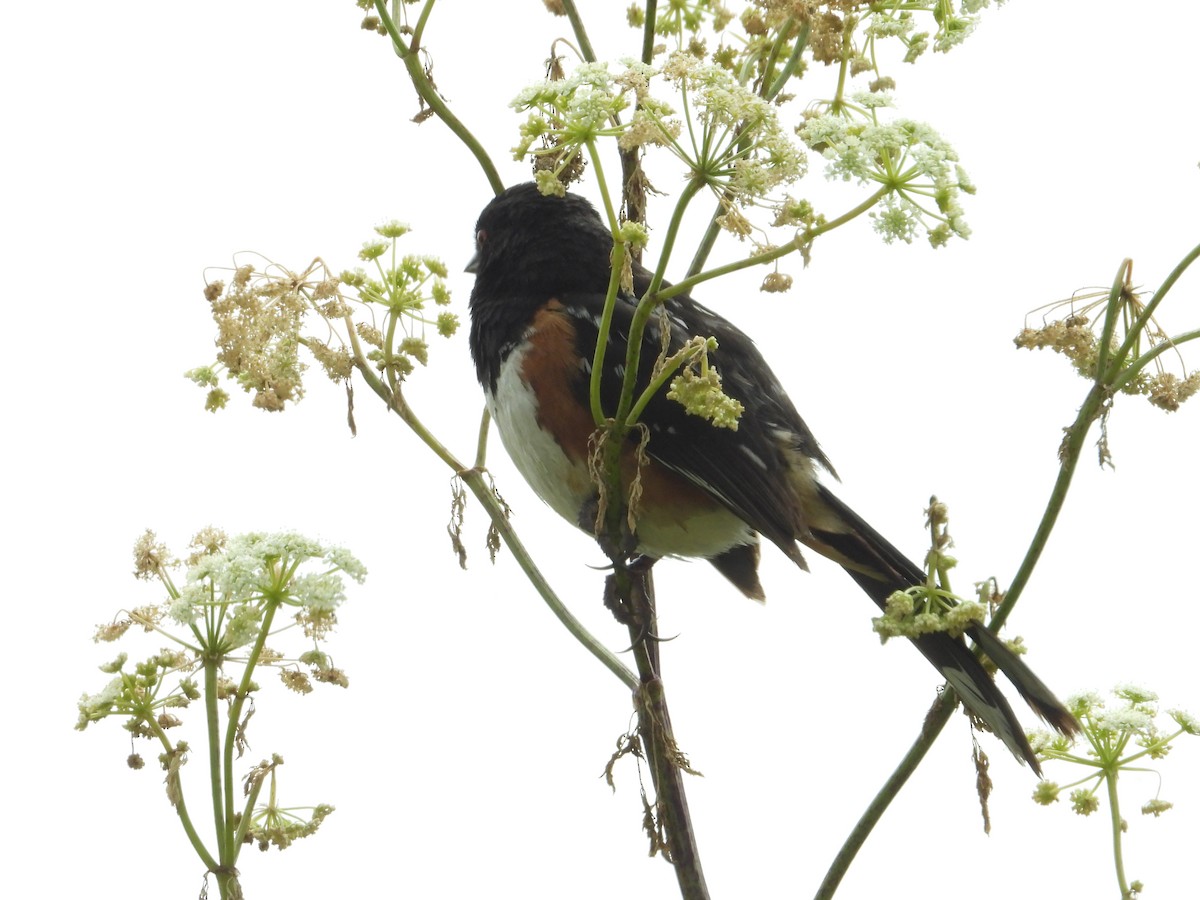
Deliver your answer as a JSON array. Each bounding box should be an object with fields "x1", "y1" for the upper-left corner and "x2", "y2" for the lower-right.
[{"x1": 476, "y1": 229, "x2": 487, "y2": 248}]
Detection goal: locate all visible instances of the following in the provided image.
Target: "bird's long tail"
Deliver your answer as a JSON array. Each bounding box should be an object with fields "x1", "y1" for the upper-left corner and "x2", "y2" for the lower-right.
[{"x1": 805, "y1": 485, "x2": 1078, "y2": 772}]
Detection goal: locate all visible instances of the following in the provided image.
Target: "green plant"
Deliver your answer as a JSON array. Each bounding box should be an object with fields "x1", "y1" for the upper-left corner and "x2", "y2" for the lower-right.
[{"x1": 77, "y1": 529, "x2": 364, "y2": 900}]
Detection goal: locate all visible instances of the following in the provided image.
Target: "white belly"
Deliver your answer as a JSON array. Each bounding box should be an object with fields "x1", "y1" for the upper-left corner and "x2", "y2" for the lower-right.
[
  {"x1": 487, "y1": 348, "x2": 594, "y2": 528},
  {"x1": 487, "y1": 345, "x2": 754, "y2": 560}
]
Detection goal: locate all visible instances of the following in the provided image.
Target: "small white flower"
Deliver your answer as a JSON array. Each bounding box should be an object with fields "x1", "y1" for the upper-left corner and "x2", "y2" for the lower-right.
[
  {"x1": 169, "y1": 581, "x2": 209, "y2": 624},
  {"x1": 293, "y1": 572, "x2": 347, "y2": 612},
  {"x1": 1114, "y1": 683, "x2": 1159, "y2": 704},
  {"x1": 77, "y1": 677, "x2": 124, "y2": 719},
  {"x1": 1098, "y1": 706, "x2": 1154, "y2": 734},
  {"x1": 1169, "y1": 708, "x2": 1200, "y2": 735},
  {"x1": 325, "y1": 546, "x2": 367, "y2": 583}
]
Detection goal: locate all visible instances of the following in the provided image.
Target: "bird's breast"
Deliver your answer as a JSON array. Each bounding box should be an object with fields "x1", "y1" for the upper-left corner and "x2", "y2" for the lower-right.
[{"x1": 486, "y1": 303, "x2": 755, "y2": 561}]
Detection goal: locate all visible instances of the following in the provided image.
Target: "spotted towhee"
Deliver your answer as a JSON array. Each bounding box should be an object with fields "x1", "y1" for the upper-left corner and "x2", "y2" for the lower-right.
[{"x1": 467, "y1": 183, "x2": 1077, "y2": 769}]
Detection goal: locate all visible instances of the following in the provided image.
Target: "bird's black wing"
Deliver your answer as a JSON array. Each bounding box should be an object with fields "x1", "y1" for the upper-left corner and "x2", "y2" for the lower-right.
[
  {"x1": 560, "y1": 282, "x2": 1077, "y2": 769},
  {"x1": 559, "y1": 284, "x2": 832, "y2": 561}
]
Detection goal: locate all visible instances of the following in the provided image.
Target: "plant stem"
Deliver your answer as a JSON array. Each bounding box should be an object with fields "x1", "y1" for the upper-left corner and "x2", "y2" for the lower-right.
[
  {"x1": 664, "y1": 186, "x2": 890, "y2": 301},
  {"x1": 813, "y1": 695, "x2": 955, "y2": 900},
  {"x1": 641, "y1": 0, "x2": 658, "y2": 65},
  {"x1": 622, "y1": 569, "x2": 710, "y2": 899},
  {"x1": 147, "y1": 717, "x2": 220, "y2": 874},
  {"x1": 990, "y1": 379, "x2": 1106, "y2": 629},
  {"x1": 373, "y1": 0, "x2": 503, "y2": 194},
  {"x1": 409, "y1": 0, "x2": 436, "y2": 49},
  {"x1": 232, "y1": 762, "x2": 271, "y2": 850},
  {"x1": 686, "y1": 20, "x2": 810, "y2": 278},
  {"x1": 765, "y1": 22, "x2": 810, "y2": 100},
  {"x1": 816, "y1": 255, "x2": 1158, "y2": 897},
  {"x1": 560, "y1": 0, "x2": 598, "y2": 63},
  {"x1": 1093, "y1": 260, "x2": 1131, "y2": 384},
  {"x1": 1105, "y1": 242, "x2": 1200, "y2": 382},
  {"x1": 459, "y1": 462, "x2": 637, "y2": 690},
  {"x1": 645, "y1": 178, "x2": 705, "y2": 301},
  {"x1": 684, "y1": 196, "x2": 730, "y2": 280},
  {"x1": 1111, "y1": 327, "x2": 1200, "y2": 393},
  {"x1": 1105, "y1": 768, "x2": 1131, "y2": 898},
  {"x1": 220, "y1": 596, "x2": 282, "y2": 877},
  {"x1": 474, "y1": 407, "x2": 491, "y2": 469},
  {"x1": 339, "y1": 315, "x2": 638, "y2": 690},
  {"x1": 589, "y1": 239, "x2": 628, "y2": 424},
  {"x1": 203, "y1": 659, "x2": 228, "y2": 863}
]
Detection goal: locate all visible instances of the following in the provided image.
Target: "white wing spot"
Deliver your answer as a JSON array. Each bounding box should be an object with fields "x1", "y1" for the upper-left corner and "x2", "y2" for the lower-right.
[{"x1": 740, "y1": 445, "x2": 768, "y2": 471}]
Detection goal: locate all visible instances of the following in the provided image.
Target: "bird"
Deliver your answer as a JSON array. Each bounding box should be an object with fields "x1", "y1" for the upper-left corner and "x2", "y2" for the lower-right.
[{"x1": 466, "y1": 182, "x2": 1077, "y2": 770}]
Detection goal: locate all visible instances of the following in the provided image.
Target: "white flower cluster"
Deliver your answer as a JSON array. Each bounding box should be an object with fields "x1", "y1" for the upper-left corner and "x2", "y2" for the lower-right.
[
  {"x1": 511, "y1": 52, "x2": 805, "y2": 203},
  {"x1": 801, "y1": 94, "x2": 974, "y2": 247},
  {"x1": 511, "y1": 62, "x2": 636, "y2": 162},
  {"x1": 169, "y1": 532, "x2": 366, "y2": 643}
]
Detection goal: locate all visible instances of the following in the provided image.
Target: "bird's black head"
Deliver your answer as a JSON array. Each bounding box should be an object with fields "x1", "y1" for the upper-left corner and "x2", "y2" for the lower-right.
[
  {"x1": 467, "y1": 183, "x2": 617, "y2": 389},
  {"x1": 467, "y1": 183, "x2": 616, "y2": 303}
]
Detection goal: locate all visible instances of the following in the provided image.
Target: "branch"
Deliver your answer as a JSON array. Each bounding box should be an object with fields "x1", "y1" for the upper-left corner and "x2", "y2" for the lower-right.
[
  {"x1": 613, "y1": 567, "x2": 711, "y2": 899},
  {"x1": 341, "y1": 316, "x2": 637, "y2": 690},
  {"x1": 373, "y1": 0, "x2": 503, "y2": 194},
  {"x1": 815, "y1": 251, "x2": 1187, "y2": 897}
]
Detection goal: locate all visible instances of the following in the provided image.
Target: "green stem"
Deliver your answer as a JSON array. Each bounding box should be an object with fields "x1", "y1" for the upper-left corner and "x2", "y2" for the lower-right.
[
  {"x1": 589, "y1": 240, "x2": 628, "y2": 424},
  {"x1": 587, "y1": 140, "x2": 622, "y2": 234},
  {"x1": 758, "y1": 18, "x2": 791, "y2": 97},
  {"x1": 559, "y1": 0, "x2": 598, "y2": 62},
  {"x1": 232, "y1": 762, "x2": 272, "y2": 850},
  {"x1": 372, "y1": 0, "x2": 503, "y2": 194},
  {"x1": 459, "y1": 463, "x2": 637, "y2": 689},
  {"x1": 765, "y1": 22, "x2": 811, "y2": 100},
  {"x1": 684, "y1": 197, "x2": 729, "y2": 280},
  {"x1": 989, "y1": 379, "x2": 1107, "y2": 630},
  {"x1": 599, "y1": 176, "x2": 706, "y2": 528},
  {"x1": 146, "y1": 717, "x2": 220, "y2": 873},
  {"x1": 203, "y1": 659, "x2": 227, "y2": 864},
  {"x1": 831, "y1": 19, "x2": 853, "y2": 110},
  {"x1": 641, "y1": 0, "x2": 658, "y2": 65},
  {"x1": 474, "y1": 407, "x2": 491, "y2": 469},
  {"x1": 625, "y1": 342, "x2": 699, "y2": 426},
  {"x1": 663, "y1": 186, "x2": 891, "y2": 301},
  {"x1": 222, "y1": 601, "x2": 280, "y2": 870},
  {"x1": 1094, "y1": 260, "x2": 1131, "y2": 385},
  {"x1": 1110, "y1": 327, "x2": 1200, "y2": 399},
  {"x1": 816, "y1": 256, "x2": 1145, "y2": 895},
  {"x1": 409, "y1": 0, "x2": 436, "y2": 50},
  {"x1": 1105, "y1": 768, "x2": 1131, "y2": 898},
  {"x1": 817, "y1": 376, "x2": 1107, "y2": 892},
  {"x1": 813, "y1": 695, "x2": 954, "y2": 900},
  {"x1": 1105, "y1": 242, "x2": 1200, "y2": 382},
  {"x1": 644, "y1": 178, "x2": 705, "y2": 302},
  {"x1": 340, "y1": 316, "x2": 637, "y2": 690}
]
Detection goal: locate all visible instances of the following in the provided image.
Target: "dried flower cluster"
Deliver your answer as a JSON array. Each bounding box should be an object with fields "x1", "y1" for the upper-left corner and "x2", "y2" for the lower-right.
[
  {"x1": 189, "y1": 221, "x2": 456, "y2": 415},
  {"x1": 1016, "y1": 291, "x2": 1200, "y2": 412}
]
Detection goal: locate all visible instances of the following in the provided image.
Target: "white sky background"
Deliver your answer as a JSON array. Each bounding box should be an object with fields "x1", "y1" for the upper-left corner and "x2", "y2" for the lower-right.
[{"x1": 4, "y1": 2, "x2": 1200, "y2": 898}]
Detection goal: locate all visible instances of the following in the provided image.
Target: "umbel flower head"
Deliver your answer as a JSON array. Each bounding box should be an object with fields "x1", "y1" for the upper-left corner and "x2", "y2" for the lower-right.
[
  {"x1": 1030, "y1": 686, "x2": 1197, "y2": 820},
  {"x1": 77, "y1": 529, "x2": 366, "y2": 731},
  {"x1": 78, "y1": 529, "x2": 361, "y2": 883},
  {"x1": 190, "y1": 221, "x2": 455, "y2": 414},
  {"x1": 1015, "y1": 285, "x2": 1200, "y2": 412},
  {"x1": 511, "y1": 53, "x2": 805, "y2": 206},
  {"x1": 800, "y1": 92, "x2": 973, "y2": 248}
]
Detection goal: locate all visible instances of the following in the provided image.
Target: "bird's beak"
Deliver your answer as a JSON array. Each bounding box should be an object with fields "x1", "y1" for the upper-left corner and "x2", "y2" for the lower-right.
[{"x1": 464, "y1": 251, "x2": 479, "y2": 274}]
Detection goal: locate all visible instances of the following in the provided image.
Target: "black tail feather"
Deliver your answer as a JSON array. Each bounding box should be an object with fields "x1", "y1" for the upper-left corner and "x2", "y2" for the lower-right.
[{"x1": 810, "y1": 486, "x2": 1077, "y2": 770}]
